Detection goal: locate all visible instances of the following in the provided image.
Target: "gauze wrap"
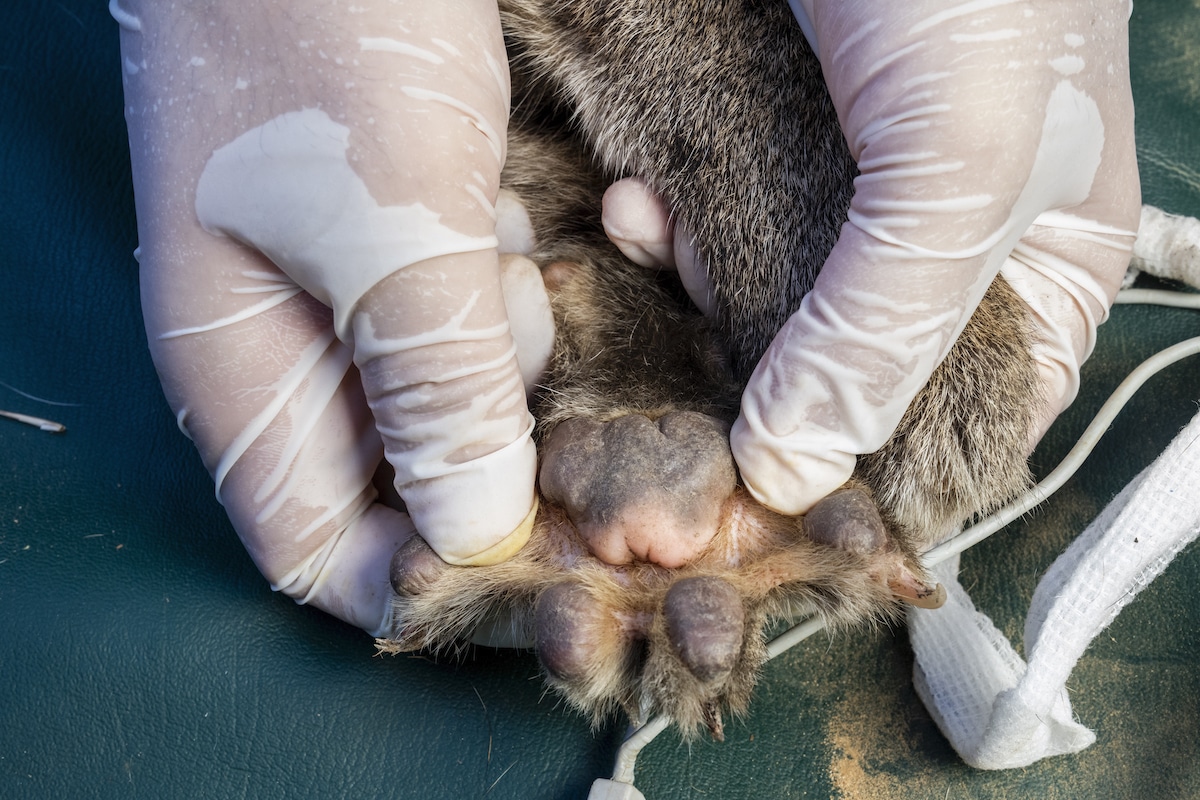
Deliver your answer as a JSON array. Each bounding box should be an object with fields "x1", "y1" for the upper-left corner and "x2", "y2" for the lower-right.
[
  {"x1": 117, "y1": 0, "x2": 550, "y2": 635},
  {"x1": 910, "y1": 405, "x2": 1200, "y2": 768},
  {"x1": 906, "y1": 214, "x2": 1200, "y2": 768}
]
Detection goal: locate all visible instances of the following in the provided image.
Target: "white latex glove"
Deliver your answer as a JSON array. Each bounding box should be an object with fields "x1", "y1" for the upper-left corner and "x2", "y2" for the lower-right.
[
  {"x1": 607, "y1": 1, "x2": 1142, "y2": 518},
  {"x1": 741, "y1": 0, "x2": 1143, "y2": 516},
  {"x1": 116, "y1": 0, "x2": 552, "y2": 636}
]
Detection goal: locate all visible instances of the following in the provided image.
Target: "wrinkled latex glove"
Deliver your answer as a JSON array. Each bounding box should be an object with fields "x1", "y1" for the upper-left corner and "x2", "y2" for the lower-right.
[
  {"x1": 606, "y1": 0, "x2": 1141, "y2": 519},
  {"x1": 116, "y1": 0, "x2": 552, "y2": 636}
]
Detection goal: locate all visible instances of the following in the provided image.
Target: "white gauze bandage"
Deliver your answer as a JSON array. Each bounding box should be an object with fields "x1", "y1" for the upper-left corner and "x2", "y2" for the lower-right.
[{"x1": 910, "y1": 406, "x2": 1200, "y2": 769}]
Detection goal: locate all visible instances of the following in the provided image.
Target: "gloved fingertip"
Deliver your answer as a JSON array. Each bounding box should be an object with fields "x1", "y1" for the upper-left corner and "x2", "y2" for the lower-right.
[
  {"x1": 444, "y1": 496, "x2": 538, "y2": 566},
  {"x1": 402, "y1": 432, "x2": 538, "y2": 564},
  {"x1": 730, "y1": 412, "x2": 856, "y2": 518}
]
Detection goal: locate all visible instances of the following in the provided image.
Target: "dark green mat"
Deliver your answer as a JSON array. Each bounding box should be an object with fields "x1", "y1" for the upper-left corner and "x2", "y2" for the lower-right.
[{"x1": 3, "y1": 1, "x2": 1198, "y2": 797}]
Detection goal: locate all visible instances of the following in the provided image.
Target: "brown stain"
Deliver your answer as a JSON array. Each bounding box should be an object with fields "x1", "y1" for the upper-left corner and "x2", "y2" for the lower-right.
[
  {"x1": 828, "y1": 721, "x2": 898, "y2": 799},
  {"x1": 824, "y1": 666, "x2": 947, "y2": 800}
]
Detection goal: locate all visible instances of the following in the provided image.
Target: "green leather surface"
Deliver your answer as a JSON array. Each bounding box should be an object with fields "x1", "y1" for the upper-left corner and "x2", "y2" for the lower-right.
[{"x1": 2, "y1": 1, "x2": 1197, "y2": 798}]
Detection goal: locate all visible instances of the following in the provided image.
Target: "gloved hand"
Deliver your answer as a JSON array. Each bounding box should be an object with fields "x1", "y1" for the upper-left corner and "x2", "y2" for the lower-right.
[
  {"x1": 605, "y1": 0, "x2": 1141, "y2": 519},
  {"x1": 116, "y1": 0, "x2": 552, "y2": 636}
]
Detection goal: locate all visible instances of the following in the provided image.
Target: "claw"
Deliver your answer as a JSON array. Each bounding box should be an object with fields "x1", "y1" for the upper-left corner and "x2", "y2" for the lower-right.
[
  {"x1": 703, "y1": 701, "x2": 725, "y2": 742},
  {"x1": 891, "y1": 578, "x2": 947, "y2": 609},
  {"x1": 804, "y1": 488, "x2": 946, "y2": 609}
]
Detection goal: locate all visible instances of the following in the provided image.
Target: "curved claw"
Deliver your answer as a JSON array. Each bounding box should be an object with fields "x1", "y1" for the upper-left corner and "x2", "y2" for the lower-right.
[
  {"x1": 702, "y1": 701, "x2": 725, "y2": 742},
  {"x1": 891, "y1": 578, "x2": 947, "y2": 609},
  {"x1": 804, "y1": 486, "x2": 946, "y2": 610}
]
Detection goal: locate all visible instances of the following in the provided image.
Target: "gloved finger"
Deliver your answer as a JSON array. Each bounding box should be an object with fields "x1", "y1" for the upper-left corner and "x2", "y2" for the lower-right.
[
  {"x1": 171, "y1": 1, "x2": 536, "y2": 565},
  {"x1": 135, "y1": 239, "x2": 550, "y2": 635},
  {"x1": 733, "y1": 0, "x2": 1139, "y2": 516},
  {"x1": 601, "y1": 177, "x2": 714, "y2": 315},
  {"x1": 136, "y1": 224, "x2": 413, "y2": 634},
  {"x1": 117, "y1": 1, "x2": 539, "y2": 628},
  {"x1": 1001, "y1": 206, "x2": 1139, "y2": 448},
  {"x1": 496, "y1": 188, "x2": 538, "y2": 257}
]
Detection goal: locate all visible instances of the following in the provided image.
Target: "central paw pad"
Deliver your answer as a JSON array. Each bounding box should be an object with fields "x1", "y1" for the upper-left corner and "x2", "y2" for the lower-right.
[{"x1": 539, "y1": 411, "x2": 737, "y2": 568}]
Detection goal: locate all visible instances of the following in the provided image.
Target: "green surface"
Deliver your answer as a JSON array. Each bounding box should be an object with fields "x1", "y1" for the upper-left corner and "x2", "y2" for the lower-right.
[{"x1": 2, "y1": 1, "x2": 1198, "y2": 798}]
